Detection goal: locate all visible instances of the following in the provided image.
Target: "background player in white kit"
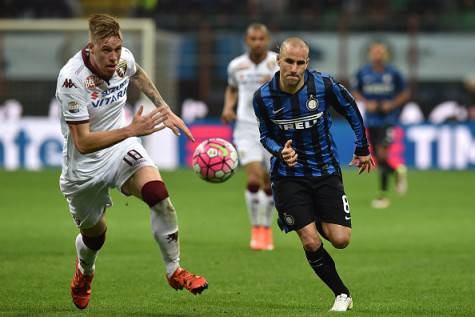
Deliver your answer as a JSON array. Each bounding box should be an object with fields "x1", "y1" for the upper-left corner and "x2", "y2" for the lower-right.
[
  {"x1": 221, "y1": 24, "x2": 279, "y2": 251},
  {"x1": 55, "y1": 14, "x2": 207, "y2": 310}
]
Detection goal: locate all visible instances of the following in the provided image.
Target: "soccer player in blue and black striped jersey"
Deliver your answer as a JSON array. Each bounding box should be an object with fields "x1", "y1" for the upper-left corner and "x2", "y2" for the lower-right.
[
  {"x1": 253, "y1": 37, "x2": 374, "y2": 312},
  {"x1": 352, "y1": 41, "x2": 410, "y2": 209}
]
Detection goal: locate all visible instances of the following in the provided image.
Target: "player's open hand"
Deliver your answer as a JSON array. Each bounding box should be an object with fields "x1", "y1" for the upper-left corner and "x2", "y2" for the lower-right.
[
  {"x1": 161, "y1": 105, "x2": 195, "y2": 141},
  {"x1": 221, "y1": 108, "x2": 236, "y2": 124},
  {"x1": 281, "y1": 139, "x2": 298, "y2": 167},
  {"x1": 129, "y1": 105, "x2": 168, "y2": 137},
  {"x1": 349, "y1": 154, "x2": 375, "y2": 174}
]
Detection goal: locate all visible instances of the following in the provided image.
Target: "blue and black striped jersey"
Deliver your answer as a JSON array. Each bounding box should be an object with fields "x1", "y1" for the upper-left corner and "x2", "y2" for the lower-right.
[
  {"x1": 352, "y1": 63, "x2": 406, "y2": 127},
  {"x1": 253, "y1": 70, "x2": 369, "y2": 178}
]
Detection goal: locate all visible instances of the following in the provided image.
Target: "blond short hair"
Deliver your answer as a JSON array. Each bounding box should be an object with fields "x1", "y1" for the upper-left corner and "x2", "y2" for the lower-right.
[{"x1": 88, "y1": 14, "x2": 122, "y2": 43}]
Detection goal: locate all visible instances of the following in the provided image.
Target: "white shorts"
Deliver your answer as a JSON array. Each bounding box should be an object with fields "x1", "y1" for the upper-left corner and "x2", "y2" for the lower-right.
[
  {"x1": 60, "y1": 138, "x2": 156, "y2": 229},
  {"x1": 233, "y1": 121, "x2": 271, "y2": 169}
]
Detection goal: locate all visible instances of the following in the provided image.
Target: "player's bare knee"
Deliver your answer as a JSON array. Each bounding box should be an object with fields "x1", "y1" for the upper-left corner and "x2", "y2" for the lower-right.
[
  {"x1": 141, "y1": 180, "x2": 170, "y2": 207},
  {"x1": 331, "y1": 234, "x2": 351, "y2": 249},
  {"x1": 301, "y1": 235, "x2": 322, "y2": 252}
]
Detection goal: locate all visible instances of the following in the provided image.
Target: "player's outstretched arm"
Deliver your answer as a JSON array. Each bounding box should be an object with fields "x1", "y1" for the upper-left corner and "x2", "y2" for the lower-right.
[
  {"x1": 69, "y1": 106, "x2": 167, "y2": 154},
  {"x1": 130, "y1": 64, "x2": 194, "y2": 141}
]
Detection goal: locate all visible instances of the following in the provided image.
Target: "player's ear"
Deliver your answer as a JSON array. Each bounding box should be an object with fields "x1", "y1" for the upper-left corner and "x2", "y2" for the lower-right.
[{"x1": 277, "y1": 54, "x2": 281, "y2": 66}]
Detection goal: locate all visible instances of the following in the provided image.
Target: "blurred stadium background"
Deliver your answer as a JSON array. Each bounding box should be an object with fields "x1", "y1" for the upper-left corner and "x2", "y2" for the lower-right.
[
  {"x1": 1, "y1": 0, "x2": 475, "y2": 170},
  {"x1": 0, "y1": 1, "x2": 474, "y2": 316}
]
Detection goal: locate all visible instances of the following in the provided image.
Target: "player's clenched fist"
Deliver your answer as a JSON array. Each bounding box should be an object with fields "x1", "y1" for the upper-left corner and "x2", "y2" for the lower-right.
[{"x1": 281, "y1": 139, "x2": 298, "y2": 167}]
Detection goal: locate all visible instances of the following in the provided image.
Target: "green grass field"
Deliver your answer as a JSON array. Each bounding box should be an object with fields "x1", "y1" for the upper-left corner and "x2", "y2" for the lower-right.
[{"x1": 0, "y1": 168, "x2": 474, "y2": 317}]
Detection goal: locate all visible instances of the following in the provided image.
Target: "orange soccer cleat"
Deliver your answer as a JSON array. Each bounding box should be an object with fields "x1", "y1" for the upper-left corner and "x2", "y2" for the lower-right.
[
  {"x1": 262, "y1": 227, "x2": 274, "y2": 251},
  {"x1": 70, "y1": 259, "x2": 94, "y2": 309},
  {"x1": 250, "y1": 226, "x2": 262, "y2": 250},
  {"x1": 167, "y1": 267, "x2": 208, "y2": 295}
]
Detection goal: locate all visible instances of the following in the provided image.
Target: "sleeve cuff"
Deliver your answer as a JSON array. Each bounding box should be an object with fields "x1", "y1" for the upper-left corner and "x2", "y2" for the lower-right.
[{"x1": 354, "y1": 146, "x2": 370, "y2": 156}]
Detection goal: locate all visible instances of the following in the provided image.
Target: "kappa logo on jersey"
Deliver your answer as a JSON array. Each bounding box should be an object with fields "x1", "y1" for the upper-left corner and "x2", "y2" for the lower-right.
[
  {"x1": 68, "y1": 101, "x2": 80, "y2": 113},
  {"x1": 271, "y1": 112, "x2": 323, "y2": 130},
  {"x1": 62, "y1": 78, "x2": 77, "y2": 88},
  {"x1": 116, "y1": 60, "x2": 127, "y2": 78}
]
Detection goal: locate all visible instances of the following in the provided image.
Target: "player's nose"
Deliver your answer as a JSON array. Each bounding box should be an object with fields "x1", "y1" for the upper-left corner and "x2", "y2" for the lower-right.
[{"x1": 111, "y1": 53, "x2": 120, "y2": 62}]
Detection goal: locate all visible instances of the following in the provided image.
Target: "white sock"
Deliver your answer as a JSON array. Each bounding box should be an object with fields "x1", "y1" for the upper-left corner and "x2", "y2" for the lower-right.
[
  {"x1": 150, "y1": 197, "x2": 180, "y2": 277},
  {"x1": 260, "y1": 190, "x2": 275, "y2": 228},
  {"x1": 75, "y1": 234, "x2": 98, "y2": 275},
  {"x1": 245, "y1": 190, "x2": 260, "y2": 226}
]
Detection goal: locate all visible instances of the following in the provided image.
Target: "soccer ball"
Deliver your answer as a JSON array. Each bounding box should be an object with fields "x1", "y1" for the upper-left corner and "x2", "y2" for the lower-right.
[{"x1": 192, "y1": 138, "x2": 238, "y2": 183}]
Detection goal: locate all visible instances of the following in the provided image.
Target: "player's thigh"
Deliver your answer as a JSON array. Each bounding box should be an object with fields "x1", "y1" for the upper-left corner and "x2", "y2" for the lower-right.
[
  {"x1": 64, "y1": 181, "x2": 111, "y2": 231},
  {"x1": 313, "y1": 175, "x2": 352, "y2": 229},
  {"x1": 234, "y1": 121, "x2": 265, "y2": 166},
  {"x1": 110, "y1": 137, "x2": 159, "y2": 197},
  {"x1": 272, "y1": 177, "x2": 315, "y2": 233},
  {"x1": 244, "y1": 161, "x2": 265, "y2": 183},
  {"x1": 321, "y1": 223, "x2": 351, "y2": 248},
  {"x1": 122, "y1": 166, "x2": 162, "y2": 199}
]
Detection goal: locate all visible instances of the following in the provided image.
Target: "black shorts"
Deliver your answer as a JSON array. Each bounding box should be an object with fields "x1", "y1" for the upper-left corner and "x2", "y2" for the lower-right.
[
  {"x1": 368, "y1": 126, "x2": 394, "y2": 148},
  {"x1": 271, "y1": 174, "x2": 351, "y2": 233}
]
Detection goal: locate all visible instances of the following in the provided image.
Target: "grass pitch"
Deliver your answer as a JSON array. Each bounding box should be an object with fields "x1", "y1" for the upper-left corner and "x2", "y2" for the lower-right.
[{"x1": 0, "y1": 168, "x2": 474, "y2": 317}]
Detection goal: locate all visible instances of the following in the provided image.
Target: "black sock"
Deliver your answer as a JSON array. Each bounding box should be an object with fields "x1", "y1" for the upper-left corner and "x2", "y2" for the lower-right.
[
  {"x1": 381, "y1": 168, "x2": 389, "y2": 192},
  {"x1": 305, "y1": 244, "x2": 349, "y2": 297},
  {"x1": 379, "y1": 160, "x2": 393, "y2": 193}
]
